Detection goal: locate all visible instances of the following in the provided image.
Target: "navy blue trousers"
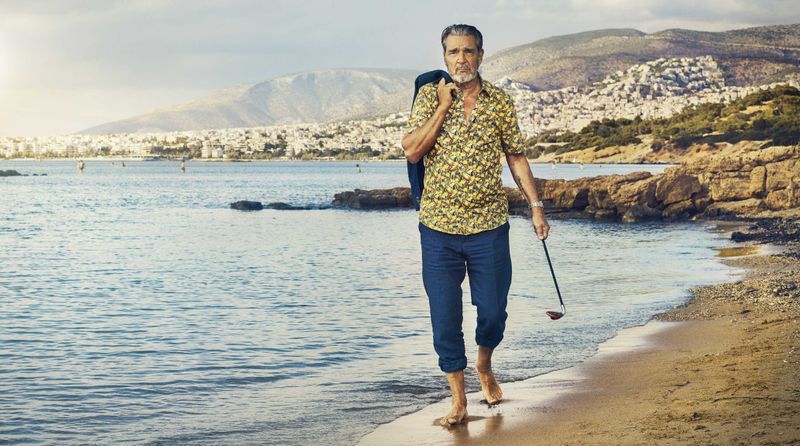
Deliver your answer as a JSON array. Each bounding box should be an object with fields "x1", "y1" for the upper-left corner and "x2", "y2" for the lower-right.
[{"x1": 419, "y1": 222, "x2": 512, "y2": 372}]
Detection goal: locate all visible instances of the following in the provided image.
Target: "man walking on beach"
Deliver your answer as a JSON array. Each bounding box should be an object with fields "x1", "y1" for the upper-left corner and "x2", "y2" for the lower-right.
[{"x1": 402, "y1": 24, "x2": 549, "y2": 426}]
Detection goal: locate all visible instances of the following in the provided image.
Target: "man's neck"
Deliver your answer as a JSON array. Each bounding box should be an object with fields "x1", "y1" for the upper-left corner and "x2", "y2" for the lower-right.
[{"x1": 456, "y1": 75, "x2": 482, "y2": 96}]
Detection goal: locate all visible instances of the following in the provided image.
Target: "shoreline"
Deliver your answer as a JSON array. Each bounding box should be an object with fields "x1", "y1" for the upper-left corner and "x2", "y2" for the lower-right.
[
  {"x1": 359, "y1": 218, "x2": 800, "y2": 445},
  {"x1": 359, "y1": 321, "x2": 689, "y2": 446},
  {"x1": 0, "y1": 157, "x2": 674, "y2": 165}
]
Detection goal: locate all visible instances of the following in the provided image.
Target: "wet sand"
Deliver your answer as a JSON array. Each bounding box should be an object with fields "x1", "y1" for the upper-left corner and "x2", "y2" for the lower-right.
[
  {"x1": 359, "y1": 322, "x2": 685, "y2": 446},
  {"x1": 482, "y1": 251, "x2": 800, "y2": 445},
  {"x1": 359, "y1": 219, "x2": 800, "y2": 445}
]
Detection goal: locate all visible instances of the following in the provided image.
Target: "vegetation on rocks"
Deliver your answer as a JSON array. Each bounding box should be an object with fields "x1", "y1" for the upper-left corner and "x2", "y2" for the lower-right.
[{"x1": 527, "y1": 85, "x2": 800, "y2": 157}]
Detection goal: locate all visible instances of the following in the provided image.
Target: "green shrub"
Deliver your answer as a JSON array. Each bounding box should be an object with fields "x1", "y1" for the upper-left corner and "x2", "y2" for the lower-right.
[{"x1": 537, "y1": 85, "x2": 800, "y2": 151}]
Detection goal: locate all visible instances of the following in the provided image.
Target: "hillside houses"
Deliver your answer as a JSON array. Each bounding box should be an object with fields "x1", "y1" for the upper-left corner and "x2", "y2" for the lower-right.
[
  {"x1": 503, "y1": 56, "x2": 799, "y2": 136},
  {"x1": 2, "y1": 56, "x2": 798, "y2": 159}
]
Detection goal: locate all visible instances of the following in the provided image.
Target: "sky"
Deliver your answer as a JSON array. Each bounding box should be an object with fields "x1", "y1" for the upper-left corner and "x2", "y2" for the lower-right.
[{"x1": 1, "y1": 0, "x2": 798, "y2": 136}]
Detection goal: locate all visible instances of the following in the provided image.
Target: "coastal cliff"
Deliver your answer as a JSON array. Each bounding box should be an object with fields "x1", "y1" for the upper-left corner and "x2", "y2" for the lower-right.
[{"x1": 332, "y1": 143, "x2": 799, "y2": 222}]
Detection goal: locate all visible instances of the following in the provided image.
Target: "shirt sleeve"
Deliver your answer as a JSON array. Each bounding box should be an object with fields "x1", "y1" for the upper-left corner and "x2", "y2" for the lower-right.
[
  {"x1": 406, "y1": 83, "x2": 437, "y2": 134},
  {"x1": 500, "y1": 95, "x2": 525, "y2": 155}
]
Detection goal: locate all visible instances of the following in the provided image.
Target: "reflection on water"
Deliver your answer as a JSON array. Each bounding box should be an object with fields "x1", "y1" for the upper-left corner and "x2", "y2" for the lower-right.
[
  {"x1": 714, "y1": 245, "x2": 761, "y2": 257},
  {"x1": 1, "y1": 161, "x2": 734, "y2": 445}
]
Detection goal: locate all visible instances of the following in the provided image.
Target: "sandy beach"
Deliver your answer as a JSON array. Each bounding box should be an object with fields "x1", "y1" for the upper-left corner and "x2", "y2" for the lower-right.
[{"x1": 361, "y1": 215, "x2": 800, "y2": 445}]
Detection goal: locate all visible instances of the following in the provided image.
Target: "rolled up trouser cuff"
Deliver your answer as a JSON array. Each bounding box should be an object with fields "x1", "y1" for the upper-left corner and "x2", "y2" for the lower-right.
[
  {"x1": 476, "y1": 333, "x2": 504, "y2": 350},
  {"x1": 439, "y1": 357, "x2": 468, "y2": 373}
]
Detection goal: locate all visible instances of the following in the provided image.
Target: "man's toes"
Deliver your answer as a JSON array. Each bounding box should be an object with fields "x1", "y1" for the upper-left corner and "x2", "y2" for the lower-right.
[
  {"x1": 490, "y1": 386, "x2": 503, "y2": 402},
  {"x1": 484, "y1": 394, "x2": 501, "y2": 405},
  {"x1": 440, "y1": 410, "x2": 467, "y2": 426},
  {"x1": 480, "y1": 379, "x2": 503, "y2": 404}
]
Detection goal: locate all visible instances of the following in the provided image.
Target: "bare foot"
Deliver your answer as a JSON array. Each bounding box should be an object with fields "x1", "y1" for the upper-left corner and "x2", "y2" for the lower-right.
[
  {"x1": 477, "y1": 347, "x2": 503, "y2": 405},
  {"x1": 477, "y1": 366, "x2": 503, "y2": 405},
  {"x1": 440, "y1": 403, "x2": 468, "y2": 426},
  {"x1": 440, "y1": 370, "x2": 468, "y2": 426}
]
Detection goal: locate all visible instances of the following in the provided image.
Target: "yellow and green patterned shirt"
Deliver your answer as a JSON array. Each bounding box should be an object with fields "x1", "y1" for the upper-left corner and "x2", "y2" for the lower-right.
[{"x1": 407, "y1": 76, "x2": 525, "y2": 235}]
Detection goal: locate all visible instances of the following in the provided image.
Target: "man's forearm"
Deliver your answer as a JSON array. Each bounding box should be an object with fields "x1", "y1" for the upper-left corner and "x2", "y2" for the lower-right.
[
  {"x1": 506, "y1": 153, "x2": 541, "y2": 205},
  {"x1": 401, "y1": 106, "x2": 448, "y2": 164}
]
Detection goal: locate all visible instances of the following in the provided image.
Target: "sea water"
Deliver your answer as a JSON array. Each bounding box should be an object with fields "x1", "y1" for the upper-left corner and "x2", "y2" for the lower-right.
[{"x1": 1, "y1": 160, "x2": 736, "y2": 445}]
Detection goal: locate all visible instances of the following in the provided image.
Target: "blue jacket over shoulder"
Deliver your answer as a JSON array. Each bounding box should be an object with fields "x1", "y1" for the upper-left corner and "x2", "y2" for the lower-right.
[{"x1": 407, "y1": 70, "x2": 453, "y2": 211}]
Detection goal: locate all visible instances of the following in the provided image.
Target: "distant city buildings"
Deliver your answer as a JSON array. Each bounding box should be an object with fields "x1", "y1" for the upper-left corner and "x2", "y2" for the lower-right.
[
  {"x1": 0, "y1": 113, "x2": 408, "y2": 159},
  {"x1": 2, "y1": 56, "x2": 798, "y2": 159},
  {"x1": 502, "y1": 56, "x2": 800, "y2": 137}
]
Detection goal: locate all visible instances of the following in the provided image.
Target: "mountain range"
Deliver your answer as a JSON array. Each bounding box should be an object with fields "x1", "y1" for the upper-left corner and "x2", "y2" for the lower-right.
[
  {"x1": 82, "y1": 69, "x2": 418, "y2": 134},
  {"x1": 81, "y1": 23, "x2": 800, "y2": 134},
  {"x1": 480, "y1": 24, "x2": 800, "y2": 89}
]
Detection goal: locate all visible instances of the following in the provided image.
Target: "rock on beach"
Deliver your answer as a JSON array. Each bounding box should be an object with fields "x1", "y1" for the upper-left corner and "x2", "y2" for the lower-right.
[{"x1": 331, "y1": 143, "x2": 800, "y2": 222}]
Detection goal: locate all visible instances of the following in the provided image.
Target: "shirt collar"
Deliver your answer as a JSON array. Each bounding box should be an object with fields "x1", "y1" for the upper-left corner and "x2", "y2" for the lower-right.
[{"x1": 477, "y1": 74, "x2": 495, "y2": 98}]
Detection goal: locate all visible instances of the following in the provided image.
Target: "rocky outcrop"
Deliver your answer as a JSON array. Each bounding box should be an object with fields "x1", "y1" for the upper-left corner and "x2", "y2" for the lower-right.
[
  {"x1": 265, "y1": 202, "x2": 324, "y2": 210},
  {"x1": 535, "y1": 144, "x2": 797, "y2": 220},
  {"x1": 332, "y1": 144, "x2": 799, "y2": 222},
  {"x1": 230, "y1": 200, "x2": 264, "y2": 210},
  {"x1": 332, "y1": 188, "x2": 413, "y2": 209},
  {"x1": 687, "y1": 145, "x2": 799, "y2": 216},
  {"x1": 655, "y1": 173, "x2": 701, "y2": 205},
  {"x1": 230, "y1": 201, "x2": 326, "y2": 210},
  {"x1": 730, "y1": 217, "x2": 800, "y2": 248}
]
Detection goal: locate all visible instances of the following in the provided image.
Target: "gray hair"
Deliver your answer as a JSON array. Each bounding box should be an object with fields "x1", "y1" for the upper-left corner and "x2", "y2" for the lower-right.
[{"x1": 440, "y1": 24, "x2": 483, "y2": 52}]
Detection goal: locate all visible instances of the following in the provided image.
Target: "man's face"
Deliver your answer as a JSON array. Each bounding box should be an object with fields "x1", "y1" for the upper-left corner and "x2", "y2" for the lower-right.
[{"x1": 443, "y1": 34, "x2": 483, "y2": 84}]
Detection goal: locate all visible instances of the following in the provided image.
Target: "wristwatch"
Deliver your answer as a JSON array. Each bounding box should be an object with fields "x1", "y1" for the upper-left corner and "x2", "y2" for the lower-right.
[{"x1": 529, "y1": 200, "x2": 544, "y2": 209}]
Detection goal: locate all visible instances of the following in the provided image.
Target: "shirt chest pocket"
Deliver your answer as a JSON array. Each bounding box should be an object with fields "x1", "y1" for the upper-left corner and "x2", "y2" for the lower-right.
[
  {"x1": 439, "y1": 114, "x2": 469, "y2": 144},
  {"x1": 472, "y1": 113, "x2": 502, "y2": 149}
]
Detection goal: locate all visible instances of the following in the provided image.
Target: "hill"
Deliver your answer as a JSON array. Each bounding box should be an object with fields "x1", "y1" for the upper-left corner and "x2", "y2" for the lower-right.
[
  {"x1": 81, "y1": 69, "x2": 418, "y2": 134},
  {"x1": 480, "y1": 23, "x2": 800, "y2": 90},
  {"x1": 80, "y1": 23, "x2": 800, "y2": 135}
]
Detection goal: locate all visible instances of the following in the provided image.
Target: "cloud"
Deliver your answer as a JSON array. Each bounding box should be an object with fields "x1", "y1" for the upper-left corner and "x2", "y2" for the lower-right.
[
  {"x1": 1, "y1": 0, "x2": 798, "y2": 135},
  {"x1": 489, "y1": 0, "x2": 799, "y2": 32}
]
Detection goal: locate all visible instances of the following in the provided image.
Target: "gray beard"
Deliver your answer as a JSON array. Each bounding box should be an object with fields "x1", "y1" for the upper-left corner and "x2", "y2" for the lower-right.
[{"x1": 452, "y1": 70, "x2": 478, "y2": 84}]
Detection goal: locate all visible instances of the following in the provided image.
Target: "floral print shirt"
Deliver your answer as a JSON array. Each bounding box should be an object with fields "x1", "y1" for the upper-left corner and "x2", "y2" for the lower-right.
[{"x1": 407, "y1": 76, "x2": 525, "y2": 235}]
